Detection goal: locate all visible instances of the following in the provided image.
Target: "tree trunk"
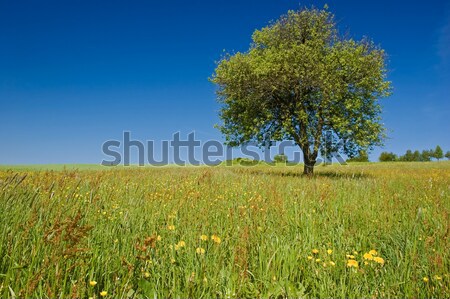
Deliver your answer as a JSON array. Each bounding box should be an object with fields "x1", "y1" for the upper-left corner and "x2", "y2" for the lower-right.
[{"x1": 303, "y1": 157, "x2": 316, "y2": 176}]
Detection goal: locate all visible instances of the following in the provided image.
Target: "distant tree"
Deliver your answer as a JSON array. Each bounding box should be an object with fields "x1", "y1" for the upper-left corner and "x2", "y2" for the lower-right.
[
  {"x1": 432, "y1": 145, "x2": 444, "y2": 161},
  {"x1": 211, "y1": 7, "x2": 391, "y2": 175},
  {"x1": 421, "y1": 149, "x2": 432, "y2": 162},
  {"x1": 274, "y1": 154, "x2": 288, "y2": 163},
  {"x1": 412, "y1": 150, "x2": 421, "y2": 162},
  {"x1": 400, "y1": 150, "x2": 414, "y2": 162},
  {"x1": 445, "y1": 150, "x2": 450, "y2": 160},
  {"x1": 347, "y1": 150, "x2": 369, "y2": 162},
  {"x1": 379, "y1": 151, "x2": 397, "y2": 162}
]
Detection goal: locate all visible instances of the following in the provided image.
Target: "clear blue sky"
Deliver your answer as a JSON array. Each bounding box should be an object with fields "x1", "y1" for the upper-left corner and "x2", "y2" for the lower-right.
[{"x1": 1, "y1": 0, "x2": 449, "y2": 164}]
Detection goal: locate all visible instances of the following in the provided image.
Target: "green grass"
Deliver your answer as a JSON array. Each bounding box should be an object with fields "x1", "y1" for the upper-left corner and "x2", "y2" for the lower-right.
[
  {"x1": 0, "y1": 162, "x2": 449, "y2": 298},
  {"x1": 0, "y1": 164, "x2": 107, "y2": 171}
]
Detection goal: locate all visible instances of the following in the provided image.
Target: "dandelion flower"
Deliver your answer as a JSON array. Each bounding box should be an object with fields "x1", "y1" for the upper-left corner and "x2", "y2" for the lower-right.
[
  {"x1": 373, "y1": 257, "x2": 385, "y2": 265},
  {"x1": 157, "y1": 235, "x2": 162, "y2": 241},
  {"x1": 144, "y1": 272, "x2": 150, "y2": 278},
  {"x1": 346, "y1": 254, "x2": 355, "y2": 259},
  {"x1": 167, "y1": 225, "x2": 175, "y2": 231},
  {"x1": 89, "y1": 281, "x2": 97, "y2": 287},
  {"x1": 200, "y1": 235, "x2": 208, "y2": 241},
  {"x1": 423, "y1": 277, "x2": 429, "y2": 282},
  {"x1": 329, "y1": 261, "x2": 336, "y2": 266},
  {"x1": 363, "y1": 253, "x2": 374, "y2": 260},
  {"x1": 327, "y1": 249, "x2": 333, "y2": 255},
  {"x1": 434, "y1": 275, "x2": 442, "y2": 280},
  {"x1": 100, "y1": 291, "x2": 107, "y2": 297},
  {"x1": 307, "y1": 256, "x2": 313, "y2": 260},
  {"x1": 196, "y1": 247, "x2": 205, "y2": 255},
  {"x1": 369, "y1": 249, "x2": 378, "y2": 256},
  {"x1": 312, "y1": 249, "x2": 319, "y2": 254},
  {"x1": 177, "y1": 240, "x2": 186, "y2": 247},
  {"x1": 315, "y1": 258, "x2": 321, "y2": 263},
  {"x1": 347, "y1": 259, "x2": 359, "y2": 268},
  {"x1": 211, "y1": 235, "x2": 221, "y2": 244}
]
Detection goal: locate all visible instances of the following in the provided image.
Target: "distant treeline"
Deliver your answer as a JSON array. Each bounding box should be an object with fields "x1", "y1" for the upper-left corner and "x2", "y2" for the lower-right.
[{"x1": 379, "y1": 145, "x2": 449, "y2": 162}]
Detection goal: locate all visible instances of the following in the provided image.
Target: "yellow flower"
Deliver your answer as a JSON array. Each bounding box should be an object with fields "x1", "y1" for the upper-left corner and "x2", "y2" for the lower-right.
[
  {"x1": 369, "y1": 249, "x2": 378, "y2": 256},
  {"x1": 174, "y1": 244, "x2": 180, "y2": 251},
  {"x1": 200, "y1": 235, "x2": 208, "y2": 241},
  {"x1": 346, "y1": 255, "x2": 355, "y2": 259},
  {"x1": 89, "y1": 281, "x2": 97, "y2": 287},
  {"x1": 329, "y1": 261, "x2": 336, "y2": 266},
  {"x1": 347, "y1": 259, "x2": 359, "y2": 268},
  {"x1": 196, "y1": 247, "x2": 205, "y2": 255},
  {"x1": 423, "y1": 277, "x2": 429, "y2": 283},
  {"x1": 170, "y1": 258, "x2": 176, "y2": 264},
  {"x1": 307, "y1": 256, "x2": 313, "y2": 260},
  {"x1": 100, "y1": 291, "x2": 107, "y2": 297},
  {"x1": 144, "y1": 272, "x2": 150, "y2": 278},
  {"x1": 373, "y1": 257, "x2": 385, "y2": 265},
  {"x1": 167, "y1": 225, "x2": 175, "y2": 231},
  {"x1": 364, "y1": 261, "x2": 369, "y2": 265},
  {"x1": 363, "y1": 253, "x2": 373, "y2": 260},
  {"x1": 327, "y1": 249, "x2": 333, "y2": 255},
  {"x1": 434, "y1": 275, "x2": 442, "y2": 281},
  {"x1": 353, "y1": 251, "x2": 358, "y2": 255},
  {"x1": 177, "y1": 240, "x2": 186, "y2": 247},
  {"x1": 312, "y1": 249, "x2": 319, "y2": 254},
  {"x1": 211, "y1": 235, "x2": 221, "y2": 244},
  {"x1": 157, "y1": 235, "x2": 162, "y2": 241},
  {"x1": 315, "y1": 258, "x2": 321, "y2": 263}
]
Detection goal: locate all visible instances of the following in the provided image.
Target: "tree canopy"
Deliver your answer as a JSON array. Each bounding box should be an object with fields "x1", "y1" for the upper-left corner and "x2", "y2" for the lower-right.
[
  {"x1": 433, "y1": 145, "x2": 444, "y2": 161},
  {"x1": 211, "y1": 7, "x2": 391, "y2": 174},
  {"x1": 379, "y1": 152, "x2": 397, "y2": 162}
]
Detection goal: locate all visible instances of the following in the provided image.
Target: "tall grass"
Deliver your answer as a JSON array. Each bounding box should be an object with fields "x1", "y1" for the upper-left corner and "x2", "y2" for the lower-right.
[{"x1": 0, "y1": 162, "x2": 449, "y2": 298}]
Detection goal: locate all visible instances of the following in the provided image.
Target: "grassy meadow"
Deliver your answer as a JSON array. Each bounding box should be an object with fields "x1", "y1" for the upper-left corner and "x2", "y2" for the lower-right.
[{"x1": 0, "y1": 162, "x2": 449, "y2": 298}]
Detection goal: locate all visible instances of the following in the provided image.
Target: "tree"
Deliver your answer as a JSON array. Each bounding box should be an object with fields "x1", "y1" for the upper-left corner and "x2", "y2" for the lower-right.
[
  {"x1": 421, "y1": 150, "x2": 432, "y2": 162},
  {"x1": 274, "y1": 154, "x2": 288, "y2": 163},
  {"x1": 412, "y1": 150, "x2": 421, "y2": 162},
  {"x1": 445, "y1": 151, "x2": 450, "y2": 160},
  {"x1": 379, "y1": 152, "x2": 397, "y2": 162},
  {"x1": 347, "y1": 150, "x2": 369, "y2": 162},
  {"x1": 432, "y1": 145, "x2": 444, "y2": 161},
  {"x1": 211, "y1": 7, "x2": 391, "y2": 175},
  {"x1": 400, "y1": 150, "x2": 414, "y2": 162}
]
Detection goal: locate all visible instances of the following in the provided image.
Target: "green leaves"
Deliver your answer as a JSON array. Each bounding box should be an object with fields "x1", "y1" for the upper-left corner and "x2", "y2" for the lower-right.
[{"x1": 211, "y1": 7, "x2": 391, "y2": 173}]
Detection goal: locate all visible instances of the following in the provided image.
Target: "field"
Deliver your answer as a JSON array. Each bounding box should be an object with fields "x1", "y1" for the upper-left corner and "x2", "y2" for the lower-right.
[{"x1": 0, "y1": 162, "x2": 449, "y2": 298}]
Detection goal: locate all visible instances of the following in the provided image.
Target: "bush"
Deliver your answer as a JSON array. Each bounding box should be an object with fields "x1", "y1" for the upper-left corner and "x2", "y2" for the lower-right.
[
  {"x1": 347, "y1": 151, "x2": 369, "y2": 162},
  {"x1": 274, "y1": 154, "x2": 288, "y2": 163},
  {"x1": 379, "y1": 152, "x2": 397, "y2": 162}
]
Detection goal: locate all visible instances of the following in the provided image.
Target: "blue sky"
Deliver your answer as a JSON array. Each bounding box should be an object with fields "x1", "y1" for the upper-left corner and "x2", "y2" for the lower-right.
[{"x1": 0, "y1": 0, "x2": 449, "y2": 164}]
